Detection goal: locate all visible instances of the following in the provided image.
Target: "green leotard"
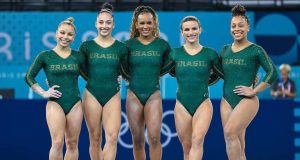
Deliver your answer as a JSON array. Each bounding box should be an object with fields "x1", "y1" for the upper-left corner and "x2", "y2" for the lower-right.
[
  {"x1": 221, "y1": 43, "x2": 278, "y2": 108},
  {"x1": 124, "y1": 37, "x2": 171, "y2": 105},
  {"x1": 168, "y1": 46, "x2": 223, "y2": 116},
  {"x1": 79, "y1": 40, "x2": 128, "y2": 106},
  {"x1": 25, "y1": 50, "x2": 85, "y2": 114}
]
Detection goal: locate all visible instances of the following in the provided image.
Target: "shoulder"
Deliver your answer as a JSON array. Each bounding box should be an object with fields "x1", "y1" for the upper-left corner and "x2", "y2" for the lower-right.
[
  {"x1": 38, "y1": 50, "x2": 51, "y2": 57},
  {"x1": 115, "y1": 40, "x2": 129, "y2": 54},
  {"x1": 170, "y1": 47, "x2": 182, "y2": 58},
  {"x1": 33, "y1": 50, "x2": 50, "y2": 62},
  {"x1": 219, "y1": 44, "x2": 231, "y2": 57},
  {"x1": 80, "y1": 40, "x2": 94, "y2": 47},
  {"x1": 71, "y1": 50, "x2": 81, "y2": 57},
  {"x1": 157, "y1": 38, "x2": 170, "y2": 46},
  {"x1": 204, "y1": 47, "x2": 218, "y2": 54},
  {"x1": 115, "y1": 40, "x2": 127, "y2": 49},
  {"x1": 222, "y1": 44, "x2": 231, "y2": 51},
  {"x1": 251, "y1": 43, "x2": 267, "y2": 54},
  {"x1": 124, "y1": 38, "x2": 135, "y2": 46}
]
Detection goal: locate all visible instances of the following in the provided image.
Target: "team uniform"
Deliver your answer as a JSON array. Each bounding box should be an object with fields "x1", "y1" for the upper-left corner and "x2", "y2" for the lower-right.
[
  {"x1": 167, "y1": 46, "x2": 223, "y2": 116},
  {"x1": 123, "y1": 37, "x2": 171, "y2": 105},
  {"x1": 220, "y1": 43, "x2": 278, "y2": 108},
  {"x1": 79, "y1": 40, "x2": 128, "y2": 106},
  {"x1": 25, "y1": 50, "x2": 86, "y2": 114}
]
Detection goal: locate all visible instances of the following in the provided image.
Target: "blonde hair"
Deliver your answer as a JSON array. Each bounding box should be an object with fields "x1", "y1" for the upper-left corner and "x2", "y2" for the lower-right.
[
  {"x1": 58, "y1": 17, "x2": 76, "y2": 31},
  {"x1": 130, "y1": 5, "x2": 160, "y2": 38},
  {"x1": 279, "y1": 64, "x2": 291, "y2": 73}
]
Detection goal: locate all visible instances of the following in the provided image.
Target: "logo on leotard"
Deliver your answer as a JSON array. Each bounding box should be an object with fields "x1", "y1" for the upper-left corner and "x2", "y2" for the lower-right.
[
  {"x1": 49, "y1": 64, "x2": 78, "y2": 71},
  {"x1": 223, "y1": 59, "x2": 246, "y2": 65},
  {"x1": 177, "y1": 60, "x2": 207, "y2": 67},
  {"x1": 130, "y1": 51, "x2": 161, "y2": 57},
  {"x1": 89, "y1": 53, "x2": 119, "y2": 60}
]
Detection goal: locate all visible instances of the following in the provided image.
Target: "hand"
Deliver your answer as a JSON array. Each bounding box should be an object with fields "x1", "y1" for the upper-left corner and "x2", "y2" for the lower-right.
[
  {"x1": 254, "y1": 75, "x2": 260, "y2": 86},
  {"x1": 42, "y1": 85, "x2": 62, "y2": 99},
  {"x1": 45, "y1": 78, "x2": 49, "y2": 87},
  {"x1": 283, "y1": 90, "x2": 290, "y2": 95},
  {"x1": 276, "y1": 90, "x2": 283, "y2": 96},
  {"x1": 117, "y1": 75, "x2": 122, "y2": 85},
  {"x1": 233, "y1": 85, "x2": 257, "y2": 97},
  {"x1": 119, "y1": 75, "x2": 130, "y2": 86}
]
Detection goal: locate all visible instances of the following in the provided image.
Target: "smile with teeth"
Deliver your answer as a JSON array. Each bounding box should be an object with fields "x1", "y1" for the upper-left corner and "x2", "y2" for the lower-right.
[
  {"x1": 233, "y1": 32, "x2": 243, "y2": 36},
  {"x1": 187, "y1": 35, "x2": 197, "y2": 39},
  {"x1": 101, "y1": 29, "x2": 109, "y2": 32},
  {"x1": 60, "y1": 39, "x2": 70, "y2": 44},
  {"x1": 142, "y1": 28, "x2": 150, "y2": 33}
]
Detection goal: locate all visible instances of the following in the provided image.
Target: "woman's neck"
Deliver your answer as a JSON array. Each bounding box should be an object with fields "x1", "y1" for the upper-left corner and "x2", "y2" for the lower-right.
[
  {"x1": 184, "y1": 42, "x2": 203, "y2": 55},
  {"x1": 138, "y1": 35, "x2": 155, "y2": 43},
  {"x1": 53, "y1": 45, "x2": 70, "y2": 53},
  {"x1": 96, "y1": 35, "x2": 114, "y2": 43},
  {"x1": 233, "y1": 39, "x2": 250, "y2": 48},
  {"x1": 184, "y1": 41, "x2": 201, "y2": 50}
]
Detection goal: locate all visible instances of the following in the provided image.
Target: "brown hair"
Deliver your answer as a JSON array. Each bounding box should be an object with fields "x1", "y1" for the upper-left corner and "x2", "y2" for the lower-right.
[
  {"x1": 129, "y1": 5, "x2": 160, "y2": 38},
  {"x1": 58, "y1": 17, "x2": 76, "y2": 31},
  {"x1": 180, "y1": 16, "x2": 201, "y2": 30},
  {"x1": 231, "y1": 4, "x2": 249, "y2": 24}
]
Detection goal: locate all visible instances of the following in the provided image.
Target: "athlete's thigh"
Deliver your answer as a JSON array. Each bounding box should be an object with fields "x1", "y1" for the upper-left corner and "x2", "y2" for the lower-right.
[
  {"x1": 126, "y1": 89, "x2": 145, "y2": 136},
  {"x1": 46, "y1": 101, "x2": 66, "y2": 140},
  {"x1": 192, "y1": 99, "x2": 213, "y2": 136},
  {"x1": 82, "y1": 89, "x2": 102, "y2": 133},
  {"x1": 144, "y1": 91, "x2": 162, "y2": 136},
  {"x1": 174, "y1": 100, "x2": 192, "y2": 143},
  {"x1": 224, "y1": 97, "x2": 259, "y2": 134},
  {"x1": 102, "y1": 93, "x2": 121, "y2": 134},
  {"x1": 220, "y1": 98, "x2": 233, "y2": 127},
  {"x1": 65, "y1": 101, "x2": 83, "y2": 141}
]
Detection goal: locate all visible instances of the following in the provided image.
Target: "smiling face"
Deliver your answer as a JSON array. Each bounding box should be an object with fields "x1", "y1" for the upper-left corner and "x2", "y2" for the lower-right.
[
  {"x1": 56, "y1": 24, "x2": 75, "y2": 47},
  {"x1": 95, "y1": 12, "x2": 114, "y2": 37},
  {"x1": 181, "y1": 20, "x2": 201, "y2": 44},
  {"x1": 231, "y1": 16, "x2": 249, "y2": 42},
  {"x1": 135, "y1": 12, "x2": 155, "y2": 38}
]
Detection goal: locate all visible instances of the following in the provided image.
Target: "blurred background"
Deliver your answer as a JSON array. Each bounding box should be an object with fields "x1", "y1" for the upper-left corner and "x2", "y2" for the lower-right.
[{"x1": 0, "y1": 0, "x2": 299, "y2": 159}]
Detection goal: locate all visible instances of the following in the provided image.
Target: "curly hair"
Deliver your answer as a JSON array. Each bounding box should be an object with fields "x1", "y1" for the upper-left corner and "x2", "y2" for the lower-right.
[
  {"x1": 130, "y1": 5, "x2": 160, "y2": 38},
  {"x1": 231, "y1": 4, "x2": 249, "y2": 24}
]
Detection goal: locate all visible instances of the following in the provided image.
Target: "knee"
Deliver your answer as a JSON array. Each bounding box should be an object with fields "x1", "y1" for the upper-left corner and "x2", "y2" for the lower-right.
[
  {"x1": 66, "y1": 139, "x2": 78, "y2": 151},
  {"x1": 191, "y1": 134, "x2": 205, "y2": 149},
  {"x1": 148, "y1": 135, "x2": 160, "y2": 147},
  {"x1": 106, "y1": 132, "x2": 119, "y2": 146},
  {"x1": 90, "y1": 132, "x2": 101, "y2": 145},
  {"x1": 51, "y1": 139, "x2": 64, "y2": 151},
  {"x1": 181, "y1": 141, "x2": 192, "y2": 154},
  {"x1": 132, "y1": 135, "x2": 145, "y2": 149},
  {"x1": 224, "y1": 127, "x2": 239, "y2": 142}
]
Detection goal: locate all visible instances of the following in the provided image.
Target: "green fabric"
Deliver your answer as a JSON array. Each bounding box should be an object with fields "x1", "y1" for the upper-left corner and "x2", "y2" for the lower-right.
[
  {"x1": 25, "y1": 50, "x2": 84, "y2": 114},
  {"x1": 221, "y1": 43, "x2": 278, "y2": 108},
  {"x1": 79, "y1": 40, "x2": 128, "y2": 106},
  {"x1": 169, "y1": 46, "x2": 222, "y2": 116},
  {"x1": 125, "y1": 37, "x2": 171, "y2": 105}
]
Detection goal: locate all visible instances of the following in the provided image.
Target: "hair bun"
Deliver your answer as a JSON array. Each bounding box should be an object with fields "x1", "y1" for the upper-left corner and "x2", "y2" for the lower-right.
[
  {"x1": 231, "y1": 4, "x2": 246, "y2": 16},
  {"x1": 101, "y1": 2, "x2": 113, "y2": 11},
  {"x1": 66, "y1": 17, "x2": 74, "y2": 23}
]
